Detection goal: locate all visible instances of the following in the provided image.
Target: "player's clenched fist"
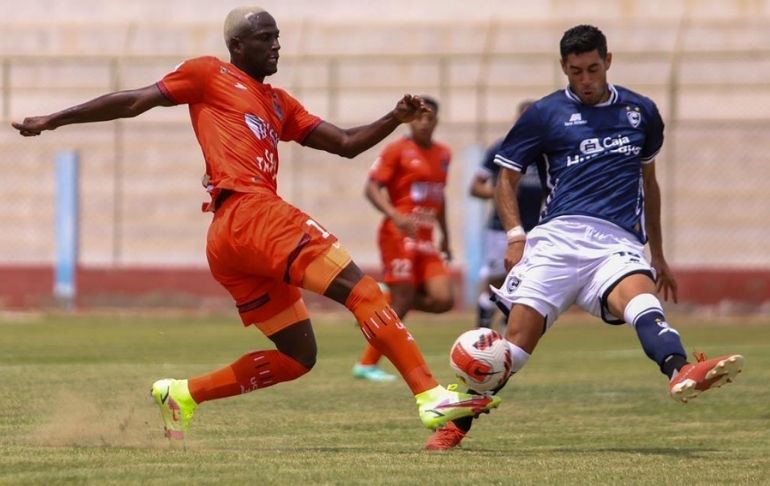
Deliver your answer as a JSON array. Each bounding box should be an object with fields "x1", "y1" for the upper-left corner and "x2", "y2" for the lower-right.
[
  {"x1": 392, "y1": 94, "x2": 431, "y2": 123},
  {"x1": 12, "y1": 116, "x2": 53, "y2": 137}
]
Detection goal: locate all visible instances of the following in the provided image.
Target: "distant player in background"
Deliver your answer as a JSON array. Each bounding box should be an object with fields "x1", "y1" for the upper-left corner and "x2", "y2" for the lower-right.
[
  {"x1": 426, "y1": 24, "x2": 744, "y2": 450},
  {"x1": 13, "y1": 6, "x2": 501, "y2": 441},
  {"x1": 469, "y1": 100, "x2": 545, "y2": 331},
  {"x1": 352, "y1": 96, "x2": 454, "y2": 382}
]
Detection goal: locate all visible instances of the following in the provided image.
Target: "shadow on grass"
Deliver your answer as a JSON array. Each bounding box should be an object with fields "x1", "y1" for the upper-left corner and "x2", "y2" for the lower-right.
[
  {"x1": 554, "y1": 447, "x2": 716, "y2": 458},
  {"x1": 454, "y1": 446, "x2": 716, "y2": 458}
]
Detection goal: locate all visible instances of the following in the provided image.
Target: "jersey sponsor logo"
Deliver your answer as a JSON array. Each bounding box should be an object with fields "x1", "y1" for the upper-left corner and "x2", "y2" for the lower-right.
[
  {"x1": 579, "y1": 138, "x2": 604, "y2": 155},
  {"x1": 411, "y1": 206, "x2": 438, "y2": 229},
  {"x1": 567, "y1": 151, "x2": 600, "y2": 166},
  {"x1": 244, "y1": 113, "x2": 280, "y2": 148},
  {"x1": 255, "y1": 148, "x2": 278, "y2": 180},
  {"x1": 603, "y1": 135, "x2": 642, "y2": 156},
  {"x1": 409, "y1": 181, "x2": 444, "y2": 204},
  {"x1": 564, "y1": 112, "x2": 587, "y2": 126},
  {"x1": 567, "y1": 134, "x2": 642, "y2": 166},
  {"x1": 234, "y1": 82, "x2": 248, "y2": 91}
]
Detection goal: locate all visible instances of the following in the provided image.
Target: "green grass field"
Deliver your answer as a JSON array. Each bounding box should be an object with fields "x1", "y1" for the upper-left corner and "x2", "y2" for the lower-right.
[{"x1": 1, "y1": 310, "x2": 768, "y2": 485}]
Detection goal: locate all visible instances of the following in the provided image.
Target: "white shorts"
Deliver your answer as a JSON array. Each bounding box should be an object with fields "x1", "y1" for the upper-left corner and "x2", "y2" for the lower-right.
[
  {"x1": 491, "y1": 215, "x2": 655, "y2": 329},
  {"x1": 478, "y1": 228, "x2": 507, "y2": 280}
]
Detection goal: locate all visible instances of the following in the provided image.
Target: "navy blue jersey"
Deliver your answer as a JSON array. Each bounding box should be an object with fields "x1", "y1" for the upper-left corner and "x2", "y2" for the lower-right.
[
  {"x1": 494, "y1": 85, "x2": 664, "y2": 243},
  {"x1": 478, "y1": 139, "x2": 545, "y2": 232}
]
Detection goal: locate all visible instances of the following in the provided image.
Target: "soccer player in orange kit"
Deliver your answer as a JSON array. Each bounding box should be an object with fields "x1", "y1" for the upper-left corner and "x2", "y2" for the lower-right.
[
  {"x1": 352, "y1": 97, "x2": 455, "y2": 382},
  {"x1": 12, "y1": 6, "x2": 500, "y2": 441}
]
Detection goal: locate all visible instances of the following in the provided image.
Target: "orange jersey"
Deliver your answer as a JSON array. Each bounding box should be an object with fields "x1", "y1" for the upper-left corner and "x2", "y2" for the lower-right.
[
  {"x1": 157, "y1": 56, "x2": 322, "y2": 205},
  {"x1": 368, "y1": 136, "x2": 451, "y2": 241}
]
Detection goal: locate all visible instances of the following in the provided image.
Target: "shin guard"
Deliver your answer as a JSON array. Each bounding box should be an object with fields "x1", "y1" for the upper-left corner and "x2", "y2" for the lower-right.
[{"x1": 345, "y1": 275, "x2": 436, "y2": 394}]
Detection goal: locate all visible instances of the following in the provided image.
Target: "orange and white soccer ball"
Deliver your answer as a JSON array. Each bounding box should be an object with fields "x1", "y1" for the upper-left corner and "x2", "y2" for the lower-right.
[{"x1": 449, "y1": 328, "x2": 513, "y2": 393}]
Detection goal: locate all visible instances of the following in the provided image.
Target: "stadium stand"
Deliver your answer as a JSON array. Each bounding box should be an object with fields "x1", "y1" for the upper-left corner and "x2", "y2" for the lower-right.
[{"x1": 1, "y1": 0, "x2": 768, "y2": 309}]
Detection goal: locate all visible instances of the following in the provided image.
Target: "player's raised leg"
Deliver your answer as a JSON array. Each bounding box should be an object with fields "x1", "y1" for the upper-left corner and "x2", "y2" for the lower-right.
[
  {"x1": 150, "y1": 378, "x2": 197, "y2": 440},
  {"x1": 151, "y1": 341, "x2": 313, "y2": 440},
  {"x1": 608, "y1": 274, "x2": 744, "y2": 403},
  {"x1": 669, "y1": 353, "x2": 744, "y2": 403},
  {"x1": 150, "y1": 274, "x2": 317, "y2": 440},
  {"x1": 303, "y1": 245, "x2": 502, "y2": 429}
]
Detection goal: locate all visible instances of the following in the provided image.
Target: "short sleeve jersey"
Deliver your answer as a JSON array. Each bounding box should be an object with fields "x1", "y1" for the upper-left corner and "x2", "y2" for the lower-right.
[
  {"x1": 368, "y1": 137, "x2": 451, "y2": 241},
  {"x1": 157, "y1": 56, "x2": 322, "y2": 200},
  {"x1": 494, "y1": 84, "x2": 664, "y2": 243},
  {"x1": 477, "y1": 139, "x2": 544, "y2": 232}
]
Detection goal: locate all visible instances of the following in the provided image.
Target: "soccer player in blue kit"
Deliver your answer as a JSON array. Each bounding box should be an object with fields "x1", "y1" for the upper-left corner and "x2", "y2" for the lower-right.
[{"x1": 426, "y1": 24, "x2": 744, "y2": 451}]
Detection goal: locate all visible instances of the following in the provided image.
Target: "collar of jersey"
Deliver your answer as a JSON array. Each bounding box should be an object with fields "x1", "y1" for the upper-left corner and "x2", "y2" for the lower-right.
[
  {"x1": 564, "y1": 84, "x2": 618, "y2": 107},
  {"x1": 224, "y1": 60, "x2": 272, "y2": 92}
]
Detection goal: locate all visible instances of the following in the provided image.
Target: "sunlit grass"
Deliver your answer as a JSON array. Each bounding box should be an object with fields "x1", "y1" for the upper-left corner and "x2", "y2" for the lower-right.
[{"x1": 1, "y1": 311, "x2": 767, "y2": 484}]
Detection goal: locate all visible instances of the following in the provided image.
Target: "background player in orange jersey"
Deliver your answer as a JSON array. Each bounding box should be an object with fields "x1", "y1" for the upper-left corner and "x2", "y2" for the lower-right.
[
  {"x1": 12, "y1": 6, "x2": 500, "y2": 440},
  {"x1": 352, "y1": 96, "x2": 455, "y2": 382}
]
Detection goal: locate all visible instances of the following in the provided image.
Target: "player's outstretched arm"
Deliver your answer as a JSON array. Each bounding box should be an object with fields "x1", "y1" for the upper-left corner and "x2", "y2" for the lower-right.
[
  {"x1": 303, "y1": 94, "x2": 429, "y2": 158},
  {"x1": 642, "y1": 161, "x2": 678, "y2": 303},
  {"x1": 12, "y1": 84, "x2": 174, "y2": 136}
]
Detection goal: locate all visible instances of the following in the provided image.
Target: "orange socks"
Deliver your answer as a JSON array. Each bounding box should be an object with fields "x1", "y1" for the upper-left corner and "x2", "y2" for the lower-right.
[
  {"x1": 346, "y1": 276, "x2": 437, "y2": 394},
  {"x1": 188, "y1": 350, "x2": 309, "y2": 404},
  {"x1": 358, "y1": 343, "x2": 383, "y2": 366}
]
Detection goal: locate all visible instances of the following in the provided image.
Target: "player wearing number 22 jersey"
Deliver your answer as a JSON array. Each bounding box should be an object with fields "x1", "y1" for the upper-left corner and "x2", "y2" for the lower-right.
[
  {"x1": 352, "y1": 97, "x2": 456, "y2": 382},
  {"x1": 371, "y1": 136, "x2": 452, "y2": 285}
]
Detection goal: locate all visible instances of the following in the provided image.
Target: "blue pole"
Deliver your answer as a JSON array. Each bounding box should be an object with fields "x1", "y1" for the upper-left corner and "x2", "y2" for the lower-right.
[
  {"x1": 462, "y1": 144, "x2": 485, "y2": 310},
  {"x1": 54, "y1": 151, "x2": 79, "y2": 308}
]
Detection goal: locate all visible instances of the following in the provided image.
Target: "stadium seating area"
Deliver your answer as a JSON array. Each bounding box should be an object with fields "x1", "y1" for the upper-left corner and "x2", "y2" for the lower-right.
[{"x1": 1, "y1": 0, "x2": 768, "y2": 280}]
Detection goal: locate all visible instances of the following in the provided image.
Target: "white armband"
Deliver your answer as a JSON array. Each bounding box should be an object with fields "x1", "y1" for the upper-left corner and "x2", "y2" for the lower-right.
[{"x1": 506, "y1": 225, "x2": 526, "y2": 243}]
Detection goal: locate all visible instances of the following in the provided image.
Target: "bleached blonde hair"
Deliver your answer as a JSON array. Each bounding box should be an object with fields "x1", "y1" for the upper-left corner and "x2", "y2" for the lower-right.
[{"x1": 223, "y1": 6, "x2": 266, "y2": 43}]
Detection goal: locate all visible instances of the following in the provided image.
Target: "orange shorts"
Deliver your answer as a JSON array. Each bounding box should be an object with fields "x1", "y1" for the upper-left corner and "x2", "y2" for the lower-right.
[
  {"x1": 378, "y1": 224, "x2": 449, "y2": 286},
  {"x1": 207, "y1": 191, "x2": 342, "y2": 335}
]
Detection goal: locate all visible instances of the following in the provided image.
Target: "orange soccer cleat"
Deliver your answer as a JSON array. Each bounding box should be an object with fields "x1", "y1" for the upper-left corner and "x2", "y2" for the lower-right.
[
  {"x1": 424, "y1": 421, "x2": 467, "y2": 451},
  {"x1": 669, "y1": 353, "x2": 744, "y2": 403}
]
